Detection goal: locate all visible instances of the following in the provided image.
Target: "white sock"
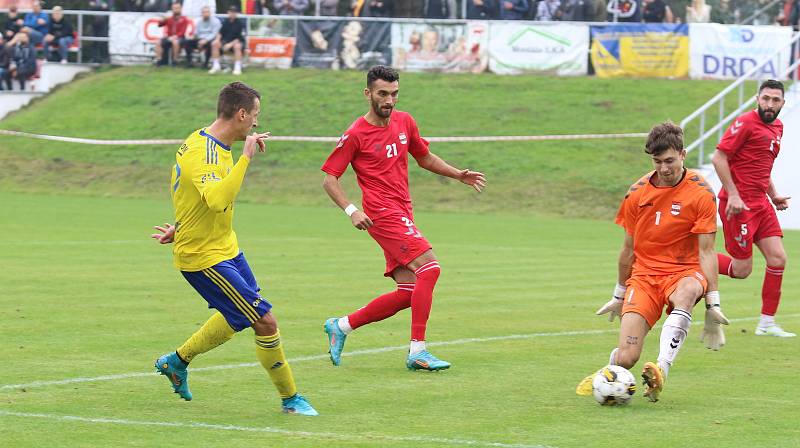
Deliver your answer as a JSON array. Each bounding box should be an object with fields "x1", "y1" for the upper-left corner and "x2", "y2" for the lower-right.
[
  {"x1": 337, "y1": 316, "x2": 353, "y2": 335},
  {"x1": 759, "y1": 314, "x2": 775, "y2": 328},
  {"x1": 657, "y1": 308, "x2": 692, "y2": 378},
  {"x1": 608, "y1": 348, "x2": 619, "y2": 366},
  {"x1": 234, "y1": 61, "x2": 241, "y2": 70},
  {"x1": 409, "y1": 340, "x2": 426, "y2": 355},
  {"x1": 212, "y1": 59, "x2": 220, "y2": 68}
]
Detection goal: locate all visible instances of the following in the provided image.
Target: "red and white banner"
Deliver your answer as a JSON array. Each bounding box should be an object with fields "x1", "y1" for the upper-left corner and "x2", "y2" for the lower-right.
[
  {"x1": 110, "y1": 12, "x2": 196, "y2": 64},
  {"x1": 248, "y1": 37, "x2": 295, "y2": 69}
]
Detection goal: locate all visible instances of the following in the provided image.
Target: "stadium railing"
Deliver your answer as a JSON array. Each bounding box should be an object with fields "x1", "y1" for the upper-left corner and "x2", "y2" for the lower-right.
[{"x1": 680, "y1": 31, "x2": 800, "y2": 166}]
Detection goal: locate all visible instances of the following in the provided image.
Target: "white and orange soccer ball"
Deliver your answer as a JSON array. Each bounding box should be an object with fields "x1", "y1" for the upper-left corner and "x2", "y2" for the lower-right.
[{"x1": 592, "y1": 365, "x2": 637, "y2": 406}]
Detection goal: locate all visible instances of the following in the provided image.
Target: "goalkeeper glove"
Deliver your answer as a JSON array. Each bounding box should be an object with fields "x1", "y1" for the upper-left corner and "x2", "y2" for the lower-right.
[
  {"x1": 700, "y1": 290, "x2": 730, "y2": 351},
  {"x1": 596, "y1": 283, "x2": 626, "y2": 322}
]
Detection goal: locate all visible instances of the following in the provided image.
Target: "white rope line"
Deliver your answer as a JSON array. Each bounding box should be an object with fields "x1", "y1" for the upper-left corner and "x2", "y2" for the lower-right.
[
  {"x1": 0, "y1": 129, "x2": 648, "y2": 145},
  {"x1": 3, "y1": 313, "x2": 795, "y2": 392}
]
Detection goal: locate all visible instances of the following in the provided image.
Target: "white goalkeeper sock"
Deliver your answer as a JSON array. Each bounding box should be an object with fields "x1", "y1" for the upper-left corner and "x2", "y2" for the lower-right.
[
  {"x1": 337, "y1": 316, "x2": 353, "y2": 334},
  {"x1": 608, "y1": 348, "x2": 619, "y2": 366},
  {"x1": 657, "y1": 308, "x2": 692, "y2": 377}
]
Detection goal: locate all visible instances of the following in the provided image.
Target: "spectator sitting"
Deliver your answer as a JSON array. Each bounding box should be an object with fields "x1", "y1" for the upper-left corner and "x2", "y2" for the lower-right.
[
  {"x1": 592, "y1": 0, "x2": 607, "y2": 21},
  {"x1": 320, "y1": 0, "x2": 340, "y2": 15},
  {"x1": 361, "y1": 0, "x2": 393, "y2": 17},
  {"x1": 710, "y1": 0, "x2": 734, "y2": 23},
  {"x1": 22, "y1": 0, "x2": 49, "y2": 48},
  {"x1": 276, "y1": 0, "x2": 310, "y2": 15},
  {"x1": 536, "y1": 0, "x2": 561, "y2": 20},
  {"x1": 642, "y1": 0, "x2": 672, "y2": 22},
  {"x1": 4, "y1": 6, "x2": 24, "y2": 42},
  {"x1": 44, "y1": 6, "x2": 73, "y2": 64},
  {"x1": 184, "y1": 6, "x2": 220, "y2": 68},
  {"x1": 466, "y1": 0, "x2": 497, "y2": 19},
  {"x1": 423, "y1": 0, "x2": 457, "y2": 19},
  {"x1": 556, "y1": 0, "x2": 595, "y2": 21},
  {"x1": 607, "y1": 0, "x2": 640, "y2": 22},
  {"x1": 209, "y1": 6, "x2": 245, "y2": 75},
  {"x1": 155, "y1": 2, "x2": 192, "y2": 66},
  {"x1": 501, "y1": 0, "x2": 530, "y2": 20},
  {"x1": 686, "y1": 0, "x2": 711, "y2": 23},
  {"x1": 0, "y1": 34, "x2": 10, "y2": 90},
  {"x1": 8, "y1": 32, "x2": 37, "y2": 91}
]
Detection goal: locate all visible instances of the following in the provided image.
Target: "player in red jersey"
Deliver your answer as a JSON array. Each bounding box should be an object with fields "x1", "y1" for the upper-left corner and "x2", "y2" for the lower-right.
[
  {"x1": 320, "y1": 65, "x2": 486, "y2": 371},
  {"x1": 712, "y1": 79, "x2": 795, "y2": 338}
]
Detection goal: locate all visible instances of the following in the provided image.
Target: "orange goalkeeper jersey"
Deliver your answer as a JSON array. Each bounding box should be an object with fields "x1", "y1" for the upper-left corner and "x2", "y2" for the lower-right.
[{"x1": 615, "y1": 169, "x2": 717, "y2": 276}]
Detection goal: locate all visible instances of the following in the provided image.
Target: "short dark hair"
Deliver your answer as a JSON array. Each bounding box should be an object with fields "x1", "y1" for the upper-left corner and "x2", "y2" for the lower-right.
[
  {"x1": 645, "y1": 121, "x2": 684, "y2": 156},
  {"x1": 217, "y1": 82, "x2": 260, "y2": 119},
  {"x1": 759, "y1": 79, "x2": 784, "y2": 96},
  {"x1": 367, "y1": 65, "x2": 399, "y2": 88}
]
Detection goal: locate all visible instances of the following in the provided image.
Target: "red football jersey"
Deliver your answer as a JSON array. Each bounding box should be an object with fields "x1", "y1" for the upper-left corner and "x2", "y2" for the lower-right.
[
  {"x1": 716, "y1": 109, "x2": 783, "y2": 208},
  {"x1": 321, "y1": 111, "x2": 430, "y2": 219}
]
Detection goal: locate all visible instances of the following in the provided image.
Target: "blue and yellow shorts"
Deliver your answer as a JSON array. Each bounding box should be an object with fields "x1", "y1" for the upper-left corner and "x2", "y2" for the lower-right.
[{"x1": 182, "y1": 252, "x2": 272, "y2": 331}]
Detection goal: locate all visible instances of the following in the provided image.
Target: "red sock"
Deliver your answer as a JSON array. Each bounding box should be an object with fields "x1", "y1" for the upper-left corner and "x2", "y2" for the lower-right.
[
  {"x1": 718, "y1": 253, "x2": 734, "y2": 278},
  {"x1": 411, "y1": 261, "x2": 441, "y2": 341},
  {"x1": 762, "y1": 266, "x2": 784, "y2": 316},
  {"x1": 348, "y1": 284, "x2": 414, "y2": 330}
]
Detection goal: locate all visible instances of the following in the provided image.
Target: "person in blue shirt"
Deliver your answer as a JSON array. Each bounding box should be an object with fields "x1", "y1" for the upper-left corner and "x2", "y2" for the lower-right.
[
  {"x1": 500, "y1": 0, "x2": 530, "y2": 19},
  {"x1": 22, "y1": 0, "x2": 50, "y2": 47}
]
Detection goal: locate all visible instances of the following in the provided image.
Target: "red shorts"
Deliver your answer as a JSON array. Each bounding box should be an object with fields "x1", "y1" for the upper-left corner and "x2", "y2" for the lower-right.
[
  {"x1": 622, "y1": 268, "x2": 708, "y2": 328},
  {"x1": 719, "y1": 198, "x2": 783, "y2": 259},
  {"x1": 367, "y1": 211, "x2": 432, "y2": 277}
]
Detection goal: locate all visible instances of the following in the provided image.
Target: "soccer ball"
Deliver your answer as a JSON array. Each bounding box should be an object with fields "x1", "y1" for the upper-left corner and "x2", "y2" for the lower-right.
[{"x1": 592, "y1": 365, "x2": 637, "y2": 406}]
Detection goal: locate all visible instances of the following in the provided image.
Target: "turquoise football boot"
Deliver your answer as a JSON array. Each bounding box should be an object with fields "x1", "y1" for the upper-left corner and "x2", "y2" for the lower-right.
[
  {"x1": 406, "y1": 350, "x2": 451, "y2": 371},
  {"x1": 281, "y1": 394, "x2": 319, "y2": 416},
  {"x1": 154, "y1": 352, "x2": 192, "y2": 401},
  {"x1": 324, "y1": 318, "x2": 347, "y2": 366}
]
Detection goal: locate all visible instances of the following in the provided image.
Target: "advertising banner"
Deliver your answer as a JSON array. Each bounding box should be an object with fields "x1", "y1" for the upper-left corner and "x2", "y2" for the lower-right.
[
  {"x1": 293, "y1": 19, "x2": 391, "y2": 70},
  {"x1": 248, "y1": 18, "x2": 295, "y2": 69},
  {"x1": 488, "y1": 22, "x2": 588, "y2": 76},
  {"x1": 591, "y1": 24, "x2": 688, "y2": 78},
  {"x1": 110, "y1": 12, "x2": 195, "y2": 64},
  {"x1": 689, "y1": 24, "x2": 792, "y2": 80},
  {"x1": 391, "y1": 22, "x2": 488, "y2": 74}
]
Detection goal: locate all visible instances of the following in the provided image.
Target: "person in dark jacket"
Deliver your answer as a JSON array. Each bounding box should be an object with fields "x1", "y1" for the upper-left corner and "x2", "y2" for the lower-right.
[
  {"x1": 467, "y1": 0, "x2": 497, "y2": 19},
  {"x1": 0, "y1": 35, "x2": 11, "y2": 90},
  {"x1": 45, "y1": 6, "x2": 74, "y2": 63},
  {"x1": 500, "y1": 0, "x2": 530, "y2": 20},
  {"x1": 9, "y1": 32, "x2": 37, "y2": 91},
  {"x1": 3, "y1": 6, "x2": 24, "y2": 42}
]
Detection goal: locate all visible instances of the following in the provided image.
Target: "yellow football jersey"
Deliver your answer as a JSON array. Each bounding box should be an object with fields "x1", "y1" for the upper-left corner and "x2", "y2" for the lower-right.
[{"x1": 170, "y1": 128, "x2": 251, "y2": 271}]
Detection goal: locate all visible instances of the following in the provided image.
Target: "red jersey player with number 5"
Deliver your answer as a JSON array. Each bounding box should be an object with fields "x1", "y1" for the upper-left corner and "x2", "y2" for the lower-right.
[
  {"x1": 321, "y1": 65, "x2": 487, "y2": 371},
  {"x1": 712, "y1": 79, "x2": 795, "y2": 338}
]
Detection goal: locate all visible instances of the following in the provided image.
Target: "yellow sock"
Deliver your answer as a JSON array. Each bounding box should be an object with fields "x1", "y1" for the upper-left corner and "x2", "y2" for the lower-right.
[
  {"x1": 176, "y1": 312, "x2": 235, "y2": 363},
  {"x1": 255, "y1": 331, "x2": 297, "y2": 399}
]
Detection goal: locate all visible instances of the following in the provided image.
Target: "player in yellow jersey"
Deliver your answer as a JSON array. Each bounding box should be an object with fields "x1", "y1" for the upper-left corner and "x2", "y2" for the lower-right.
[{"x1": 150, "y1": 82, "x2": 318, "y2": 416}]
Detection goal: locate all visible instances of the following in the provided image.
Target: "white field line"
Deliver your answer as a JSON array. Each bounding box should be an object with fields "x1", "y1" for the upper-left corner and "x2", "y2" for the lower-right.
[
  {"x1": 0, "y1": 410, "x2": 550, "y2": 448},
  {"x1": 4, "y1": 314, "x2": 797, "y2": 392},
  {"x1": 0, "y1": 128, "x2": 647, "y2": 145}
]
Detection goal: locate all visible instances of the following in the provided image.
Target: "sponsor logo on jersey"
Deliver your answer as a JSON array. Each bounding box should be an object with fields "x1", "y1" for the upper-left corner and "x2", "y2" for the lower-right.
[
  {"x1": 336, "y1": 134, "x2": 349, "y2": 149},
  {"x1": 730, "y1": 120, "x2": 743, "y2": 135},
  {"x1": 399, "y1": 132, "x2": 407, "y2": 145},
  {"x1": 671, "y1": 202, "x2": 681, "y2": 216}
]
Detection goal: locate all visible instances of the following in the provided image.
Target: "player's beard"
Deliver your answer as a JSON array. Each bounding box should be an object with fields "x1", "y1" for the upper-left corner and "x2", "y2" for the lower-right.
[
  {"x1": 372, "y1": 99, "x2": 393, "y2": 119},
  {"x1": 758, "y1": 105, "x2": 781, "y2": 124}
]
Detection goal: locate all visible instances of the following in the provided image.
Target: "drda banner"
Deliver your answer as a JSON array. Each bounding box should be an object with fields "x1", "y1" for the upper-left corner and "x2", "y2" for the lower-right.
[
  {"x1": 689, "y1": 24, "x2": 792, "y2": 80},
  {"x1": 590, "y1": 23, "x2": 689, "y2": 78},
  {"x1": 488, "y1": 22, "x2": 589, "y2": 76}
]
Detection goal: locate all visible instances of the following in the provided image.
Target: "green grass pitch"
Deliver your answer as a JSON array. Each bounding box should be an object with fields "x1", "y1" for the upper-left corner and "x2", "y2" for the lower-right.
[{"x1": 1, "y1": 192, "x2": 798, "y2": 447}]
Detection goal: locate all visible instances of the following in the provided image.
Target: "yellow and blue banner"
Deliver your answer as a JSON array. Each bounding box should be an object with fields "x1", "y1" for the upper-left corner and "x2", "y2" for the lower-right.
[{"x1": 591, "y1": 24, "x2": 689, "y2": 78}]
